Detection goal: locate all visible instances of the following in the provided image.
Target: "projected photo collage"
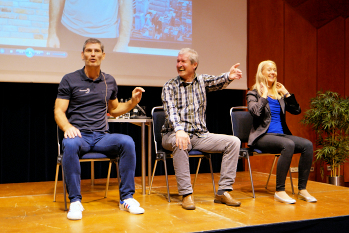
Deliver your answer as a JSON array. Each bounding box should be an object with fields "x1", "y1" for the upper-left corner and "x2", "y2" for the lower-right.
[{"x1": 0, "y1": 0, "x2": 192, "y2": 58}]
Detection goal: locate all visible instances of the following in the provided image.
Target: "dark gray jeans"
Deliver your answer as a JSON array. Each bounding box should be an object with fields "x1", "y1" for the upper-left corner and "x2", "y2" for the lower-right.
[
  {"x1": 162, "y1": 132, "x2": 241, "y2": 196},
  {"x1": 254, "y1": 134, "x2": 313, "y2": 191}
]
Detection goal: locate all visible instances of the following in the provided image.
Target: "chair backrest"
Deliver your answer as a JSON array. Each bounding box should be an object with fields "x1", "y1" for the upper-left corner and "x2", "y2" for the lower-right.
[
  {"x1": 230, "y1": 106, "x2": 253, "y2": 143},
  {"x1": 57, "y1": 125, "x2": 64, "y2": 162},
  {"x1": 151, "y1": 106, "x2": 166, "y2": 153}
]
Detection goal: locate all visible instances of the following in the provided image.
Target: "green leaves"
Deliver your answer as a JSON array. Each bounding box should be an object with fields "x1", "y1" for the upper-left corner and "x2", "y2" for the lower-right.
[{"x1": 302, "y1": 91, "x2": 349, "y2": 177}]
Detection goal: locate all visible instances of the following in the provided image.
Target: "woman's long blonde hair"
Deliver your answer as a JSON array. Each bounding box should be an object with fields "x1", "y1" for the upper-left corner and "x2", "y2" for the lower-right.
[{"x1": 251, "y1": 60, "x2": 282, "y2": 99}]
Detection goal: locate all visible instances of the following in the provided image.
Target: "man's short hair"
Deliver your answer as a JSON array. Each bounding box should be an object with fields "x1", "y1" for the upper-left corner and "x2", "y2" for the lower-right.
[
  {"x1": 83, "y1": 38, "x2": 104, "y2": 52},
  {"x1": 179, "y1": 48, "x2": 199, "y2": 69}
]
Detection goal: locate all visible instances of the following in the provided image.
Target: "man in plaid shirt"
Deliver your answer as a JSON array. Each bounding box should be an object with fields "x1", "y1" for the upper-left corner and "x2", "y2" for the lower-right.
[{"x1": 161, "y1": 48, "x2": 243, "y2": 210}]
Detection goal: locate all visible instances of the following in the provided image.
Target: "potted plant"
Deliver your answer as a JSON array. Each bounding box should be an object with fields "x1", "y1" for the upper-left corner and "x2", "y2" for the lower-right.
[{"x1": 302, "y1": 91, "x2": 349, "y2": 185}]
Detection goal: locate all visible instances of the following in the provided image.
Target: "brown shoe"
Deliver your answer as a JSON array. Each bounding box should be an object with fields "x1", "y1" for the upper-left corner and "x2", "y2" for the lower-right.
[
  {"x1": 214, "y1": 191, "x2": 241, "y2": 206},
  {"x1": 182, "y1": 194, "x2": 195, "y2": 210}
]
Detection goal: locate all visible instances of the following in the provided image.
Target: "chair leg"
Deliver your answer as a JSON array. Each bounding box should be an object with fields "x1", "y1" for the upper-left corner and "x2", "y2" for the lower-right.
[
  {"x1": 245, "y1": 155, "x2": 255, "y2": 198},
  {"x1": 114, "y1": 159, "x2": 121, "y2": 201},
  {"x1": 105, "y1": 160, "x2": 113, "y2": 198},
  {"x1": 163, "y1": 157, "x2": 171, "y2": 202},
  {"x1": 207, "y1": 155, "x2": 216, "y2": 196},
  {"x1": 62, "y1": 165, "x2": 67, "y2": 211},
  {"x1": 148, "y1": 160, "x2": 158, "y2": 195},
  {"x1": 91, "y1": 161, "x2": 95, "y2": 186},
  {"x1": 192, "y1": 158, "x2": 202, "y2": 191},
  {"x1": 289, "y1": 168, "x2": 295, "y2": 194},
  {"x1": 53, "y1": 163, "x2": 60, "y2": 202},
  {"x1": 266, "y1": 156, "x2": 278, "y2": 190}
]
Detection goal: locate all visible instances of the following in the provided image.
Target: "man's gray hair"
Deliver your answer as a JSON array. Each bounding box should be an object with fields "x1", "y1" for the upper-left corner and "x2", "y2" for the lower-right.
[
  {"x1": 83, "y1": 38, "x2": 104, "y2": 52},
  {"x1": 178, "y1": 48, "x2": 199, "y2": 66}
]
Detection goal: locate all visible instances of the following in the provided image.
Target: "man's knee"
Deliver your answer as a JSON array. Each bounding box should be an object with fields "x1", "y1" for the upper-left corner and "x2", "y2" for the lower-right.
[
  {"x1": 232, "y1": 135, "x2": 241, "y2": 144},
  {"x1": 119, "y1": 134, "x2": 136, "y2": 151},
  {"x1": 62, "y1": 138, "x2": 83, "y2": 163},
  {"x1": 227, "y1": 135, "x2": 241, "y2": 148},
  {"x1": 63, "y1": 137, "x2": 81, "y2": 151},
  {"x1": 162, "y1": 133, "x2": 177, "y2": 151}
]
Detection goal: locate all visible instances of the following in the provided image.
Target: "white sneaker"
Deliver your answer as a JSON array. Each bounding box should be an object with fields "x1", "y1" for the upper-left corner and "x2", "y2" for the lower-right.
[
  {"x1": 67, "y1": 201, "x2": 84, "y2": 220},
  {"x1": 119, "y1": 198, "x2": 145, "y2": 214}
]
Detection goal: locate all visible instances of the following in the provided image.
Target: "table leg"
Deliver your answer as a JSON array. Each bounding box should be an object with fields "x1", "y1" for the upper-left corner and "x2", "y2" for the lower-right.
[
  {"x1": 148, "y1": 123, "x2": 152, "y2": 187},
  {"x1": 141, "y1": 122, "x2": 146, "y2": 195}
]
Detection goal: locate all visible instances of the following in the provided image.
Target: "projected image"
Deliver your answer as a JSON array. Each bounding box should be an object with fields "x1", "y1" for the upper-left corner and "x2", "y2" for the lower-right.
[
  {"x1": 131, "y1": 0, "x2": 192, "y2": 55},
  {"x1": 0, "y1": 0, "x2": 192, "y2": 57}
]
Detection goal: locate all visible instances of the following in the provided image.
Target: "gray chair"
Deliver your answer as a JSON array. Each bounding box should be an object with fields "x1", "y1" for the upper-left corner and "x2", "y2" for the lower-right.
[
  {"x1": 53, "y1": 126, "x2": 120, "y2": 211},
  {"x1": 149, "y1": 106, "x2": 216, "y2": 202},
  {"x1": 230, "y1": 106, "x2": 294, "y2": 198}
]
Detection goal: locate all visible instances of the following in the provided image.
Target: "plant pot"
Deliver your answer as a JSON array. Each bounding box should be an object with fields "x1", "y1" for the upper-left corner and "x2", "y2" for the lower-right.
[{"x1": 327, "y1": 175, "x2": 345, "y2": 186}]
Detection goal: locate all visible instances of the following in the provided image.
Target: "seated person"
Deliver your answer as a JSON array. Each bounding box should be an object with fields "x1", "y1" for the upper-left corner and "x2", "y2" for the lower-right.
[
  {"x1": 161, "y1": 48, "x2": 242, "y2": 210},
  {"x1": 54, "y1": 38, "x2": 145, "y2": 220},
  {"x1": 247, "y1": 60, "x2": 317, "y2": 204}
]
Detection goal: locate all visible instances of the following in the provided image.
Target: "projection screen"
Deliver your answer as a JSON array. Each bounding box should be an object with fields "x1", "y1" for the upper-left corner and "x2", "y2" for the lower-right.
[{"x1": 0, "y1": 0, "x2": 247, "y2": 90}]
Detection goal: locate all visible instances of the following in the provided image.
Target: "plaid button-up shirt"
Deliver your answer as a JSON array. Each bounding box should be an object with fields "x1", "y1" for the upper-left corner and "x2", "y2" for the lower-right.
[{"x1": 161, "y1": 72, "x2": 233, "y2": 137}]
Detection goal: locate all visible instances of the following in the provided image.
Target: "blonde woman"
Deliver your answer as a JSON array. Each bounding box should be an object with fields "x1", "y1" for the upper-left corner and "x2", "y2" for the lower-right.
[{"x1": 246, "y1": 60, "x2": 316, "y2": 204}]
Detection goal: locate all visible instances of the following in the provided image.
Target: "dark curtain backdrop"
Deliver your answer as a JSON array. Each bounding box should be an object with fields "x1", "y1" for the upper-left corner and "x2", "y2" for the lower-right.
[{"x1": 0, "y1": 82, "x2": 244, "y2": 184}]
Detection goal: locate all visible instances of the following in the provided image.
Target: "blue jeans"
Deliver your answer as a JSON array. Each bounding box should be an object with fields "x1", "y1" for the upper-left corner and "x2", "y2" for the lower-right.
[
  {"x1": 62, "y1": 131, "x2": 136, "y2": 202},
  {"x1": 254, "y1": 134, "x2": 313, "y2": 191}
]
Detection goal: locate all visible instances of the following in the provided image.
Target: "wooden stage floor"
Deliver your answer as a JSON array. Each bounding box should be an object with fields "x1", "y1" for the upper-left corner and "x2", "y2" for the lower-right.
[{"x1": 1, "y1": 171, "x2": 349, "y2": 233}]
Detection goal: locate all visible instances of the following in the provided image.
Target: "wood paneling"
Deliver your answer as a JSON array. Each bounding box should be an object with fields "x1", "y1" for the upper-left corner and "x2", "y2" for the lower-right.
[
  {"x1": 316, "y1": 17, "x2": 346, "y2": 182},
  {"x1": 284, "y1": 4, "x2": 317, "y2": 181},
  {"x1": 345, "y1": 18, "x2": 349, "y2": 97},
  {"x1": 288, "y1": 0, "x2": 340, "y2": 28},
  {"x1": 345, "y1": 18, "x2": 349, "y2": 182},
  {"x1": 344, "y1": 164, "x2": 349, "y2": 182},
  {"x1": 248, "y1": 0, "x2": 284, "y2": 88},
  {"x1": 284, "y1": 3, "x2": 317, "y2": 140},
  {"x1": 317, "y1": 17, "x2": 345, "y2": 95},
  {"x1": 285, "y1": 0, "x2": 349, "y2": 28}
]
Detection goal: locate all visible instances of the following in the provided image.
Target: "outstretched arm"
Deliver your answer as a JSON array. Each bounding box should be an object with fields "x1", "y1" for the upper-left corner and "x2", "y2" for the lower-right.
[
  {"x1": 47, "y1": 0, "x2": 65, "y2": 48},
  {"x1": 228, "y1": 63, "x2": 243, "y2": 80},
  {"x1": 113, "y1": 0, "x2": 133, "y2": 52}
]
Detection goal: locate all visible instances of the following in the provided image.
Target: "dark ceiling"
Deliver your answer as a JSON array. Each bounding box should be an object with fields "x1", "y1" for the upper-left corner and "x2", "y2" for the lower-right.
[{"x1": 285, "y1": 0, "x2": 349, "y2": 28}]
